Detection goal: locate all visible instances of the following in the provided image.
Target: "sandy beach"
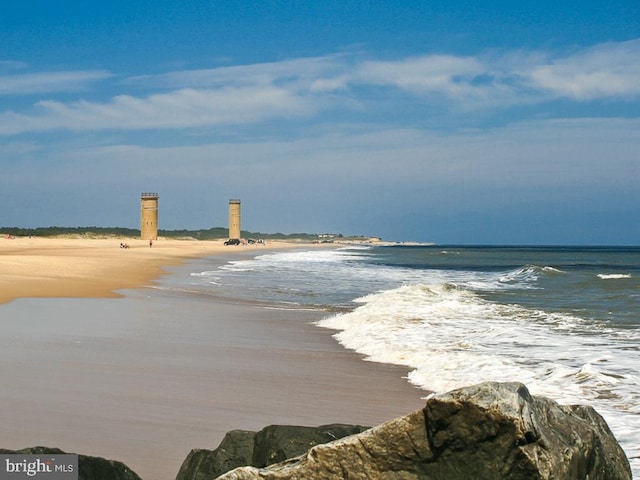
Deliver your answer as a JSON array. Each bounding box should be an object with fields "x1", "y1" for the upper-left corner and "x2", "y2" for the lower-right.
[
  {"x1": 0, "y1": 236, "x2": 302, "y2": 305},
  {"x1": 0, "y1": 237, "x2": 425, "y2": 479}
]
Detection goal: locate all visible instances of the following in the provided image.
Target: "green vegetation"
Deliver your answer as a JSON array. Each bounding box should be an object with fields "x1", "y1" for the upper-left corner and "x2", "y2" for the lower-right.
[
  {"x1": 1, "y1": 226, "x2": 140, "y2": 238},
  {"x1": 158, "y1": 227, "x2": 344, "y2": 241},
  {"x1": 0, "y1": 226, "x2": 351, "y2": 241}
]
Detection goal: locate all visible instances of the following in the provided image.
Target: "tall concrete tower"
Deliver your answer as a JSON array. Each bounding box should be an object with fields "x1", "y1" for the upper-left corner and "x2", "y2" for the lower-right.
[
  {"x1": 228, "y1": 199, "x2": 241, "y2": 240},
  {"x1": 140, "y1": 193, "x2": 159, "y2": 240}
]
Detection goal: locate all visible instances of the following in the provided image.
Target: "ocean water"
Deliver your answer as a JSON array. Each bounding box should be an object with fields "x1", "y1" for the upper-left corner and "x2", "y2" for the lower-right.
[{"x1": 187, "y1": 245, "x2": 640, "y2": 476}]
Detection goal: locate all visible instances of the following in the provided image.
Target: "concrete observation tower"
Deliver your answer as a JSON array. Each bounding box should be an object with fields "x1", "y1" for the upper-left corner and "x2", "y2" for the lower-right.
[
  {"x1": 140, "y1": 193, "x2": 159, "y2": 240},
  {"x1": 228, "y1": 199, "x2": 241, "y2": 240}
]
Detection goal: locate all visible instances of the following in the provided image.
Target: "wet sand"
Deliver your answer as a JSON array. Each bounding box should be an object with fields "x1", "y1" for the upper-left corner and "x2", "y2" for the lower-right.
[{"x1": 0, "y1": 247, "x2": 425, "y2": 479}]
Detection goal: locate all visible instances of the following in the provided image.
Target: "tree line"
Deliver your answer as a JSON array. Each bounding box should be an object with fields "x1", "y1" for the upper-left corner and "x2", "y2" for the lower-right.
[{"x1": 0, "y1": 226, "x2": 345, "y2": 241}]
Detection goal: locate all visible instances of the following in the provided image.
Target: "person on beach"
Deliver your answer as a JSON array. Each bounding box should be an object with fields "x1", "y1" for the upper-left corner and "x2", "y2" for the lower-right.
[{"x1": 149, "y1": 239, "x2": 153, "y2": 247}]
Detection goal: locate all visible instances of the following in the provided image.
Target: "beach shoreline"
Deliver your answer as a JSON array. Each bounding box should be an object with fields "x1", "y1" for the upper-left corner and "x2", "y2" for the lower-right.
[
  {"x1": 0, "y1": 237, "x2": 426, "y2": 479},
  {"x1": 0, "y1": 236, "x2": 317, "y2": 305}
]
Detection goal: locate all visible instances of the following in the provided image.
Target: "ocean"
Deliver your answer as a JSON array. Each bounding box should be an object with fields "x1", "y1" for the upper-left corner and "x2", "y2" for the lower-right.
[{"x1": 186, "y1": 244, "x2": 640, "y2": 476}]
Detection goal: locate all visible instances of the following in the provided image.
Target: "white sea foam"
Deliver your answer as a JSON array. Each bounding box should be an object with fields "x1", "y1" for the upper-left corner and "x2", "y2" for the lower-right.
[
  {"x1": 190, "y1": 270, "x2": 222, "y2": 284},
  {"x1": 497, "y1": 265, "x2": 565, "y2": 287},
  {"x1": 317, "y1": 282, "x2": 640, "y2": 472},
  {"x1": 597, "y1": 273, "x2": 632, "y2": 279},
  {"x1": 218, "y1": 264, "x2": 254, "y2": 272},
  {"x1": 542, "y1": 266, "x2": 565, "y2": 273}
]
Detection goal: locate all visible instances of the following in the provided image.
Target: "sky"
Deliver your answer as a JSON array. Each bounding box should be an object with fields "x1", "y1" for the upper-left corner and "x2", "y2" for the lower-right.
[{"x1": 1, "y1": 0, "x2": 639, "y2": 244}]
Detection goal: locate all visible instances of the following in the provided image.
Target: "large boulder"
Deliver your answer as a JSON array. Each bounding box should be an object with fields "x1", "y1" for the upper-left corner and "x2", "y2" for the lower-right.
[
  {"x1": 175, "y1": 424, "x2": 369, "y2": 480},
  {"x1": 176, "y1": 430, "x2": 256, "y2": 480},
  {"x1": 252, "y1": 424, "x2": 370, "y2": 468},
  {"x1": 216, "y1": 382, "x2": 632, "y2": 480},
  {"x1": 0, "y1": 446, "x2": 142, "y2": 480}
]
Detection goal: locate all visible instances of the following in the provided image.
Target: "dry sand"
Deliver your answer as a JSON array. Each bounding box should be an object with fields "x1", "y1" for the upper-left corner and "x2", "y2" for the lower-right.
[
  {"x1": 0, "y1": 236, "x2": 300, "y2": 304},
  {"x1": 0, "y1": 236, "x2": 426, "y2": 480}
]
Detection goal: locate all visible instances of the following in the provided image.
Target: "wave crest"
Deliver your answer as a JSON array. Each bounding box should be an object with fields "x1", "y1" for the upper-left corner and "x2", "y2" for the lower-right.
[
  {"x1": 498, "y1": 264, "x2": 565, "y2": 286},
  {"x1": 597, "y1": 273, "x2": 632, "y2": 280}
]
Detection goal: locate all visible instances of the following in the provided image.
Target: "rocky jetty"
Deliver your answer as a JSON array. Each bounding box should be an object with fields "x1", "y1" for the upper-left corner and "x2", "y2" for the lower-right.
[
  {"x1": 176, "y1": 424, "x2": 370, "y2": 480},
  {"x1": 3, "y1": 382, "x2": 631, "y2": 479},
  {"x1": 208, "y1": 382, "x2": 631, "y2": 480},
  {"x1": 0, "y1": 446, "x2": 141, "y2": 480}
]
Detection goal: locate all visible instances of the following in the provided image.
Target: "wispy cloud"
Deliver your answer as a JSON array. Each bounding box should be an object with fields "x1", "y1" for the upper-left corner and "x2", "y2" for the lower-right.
[
  {"x1": 0, "y1": 40, "x2": 638, "y2": 135},
  {"x1": 0, "y1": 60, "x2": 28, "y2": 71},
  {"x1": 355, "y1": 55, "x2": 486, "y2": 97},
  {"x1": 348, "y1": 39, "x2": 640, "y2": 106},
  {"x1": 0, "y1": 70, "x2": 112, "y2": 96},
  {"x1": 524, "y1": 40, "x2": 640, "y2": 100},
  {"x1": 0, "y1": 85, "x2": 313, "y2": 135},
  {"x1": 125, "y1": 54, "x2": 348, "y2": 90}
]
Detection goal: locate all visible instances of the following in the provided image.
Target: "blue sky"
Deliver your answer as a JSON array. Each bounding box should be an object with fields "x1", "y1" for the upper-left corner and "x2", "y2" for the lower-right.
[{"x1": 1, "y1": 0, "x2": 639, "y2": 244}]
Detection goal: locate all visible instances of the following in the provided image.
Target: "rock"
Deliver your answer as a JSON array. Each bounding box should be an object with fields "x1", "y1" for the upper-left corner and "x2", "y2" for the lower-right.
[
  {"x1": 216, "y1": 382, "x2": 632, "y2": 480},
  {"x1": 76, "y1": 453, "x2": 142, "y2": 480},
  {"x1": 175, "y1": 424, "x2": 370, "y2": 480},
  {"x1": 560, "y1": 404, "x2": 634, "y2": 478},
  {"x1": 423, "y1": 382, "x2": 631, "y2": 479},
  {"x1": 252, "y1": 424, "x2": 370, "y2": 467},
  {"x1": 0, "y1": 446, "x2": 142, "y2": 480},
  {"x1": 176, "y1": 430, "x2": 257, "y2": 480}
]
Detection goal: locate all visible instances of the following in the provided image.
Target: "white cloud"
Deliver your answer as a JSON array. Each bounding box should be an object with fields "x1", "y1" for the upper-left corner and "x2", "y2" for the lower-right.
[
  {"x1": 35, "y1": 116, "x2": 638, "y2": 189},
  {"x1": 0, "y1": 40, "x2": 639, "y2": 136},
  {"x1": 524, "y1": 40, "x2": 640, "y2": 100},
  {"x1": 346, "y1": 40, "x2": 640, "y2": 105},
  {"x1": 0, "y1": 70, "x2": 112, "y2": 95},
  {"x1": 0, "y1": 85, "x2": 313, "y2": 134},
  {"x1": 125, "y1": 54, "x2": 349, "y2": 90},
  {"x1": 355, "y1": 55, "x2": 485, "y2": 96},
  {"x1": 0, "y1": 60, "x2": 27, "y2": 70}
]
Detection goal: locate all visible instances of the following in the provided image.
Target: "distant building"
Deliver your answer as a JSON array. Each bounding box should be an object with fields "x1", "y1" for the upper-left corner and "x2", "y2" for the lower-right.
[
  {"x1": 228, "y1": 199, "x2": 241, "y2": 239},
  {"x1": 140, "y1": 193, "x2": 159, "y2": 240}
]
